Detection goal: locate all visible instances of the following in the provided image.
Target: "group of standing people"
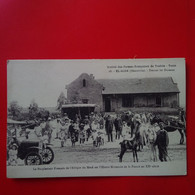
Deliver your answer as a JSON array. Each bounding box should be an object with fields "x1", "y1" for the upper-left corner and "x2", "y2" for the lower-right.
[
  {"x1": 31, "y1": 109, "x2": 184, "y2": 162},
  {"x1": 52, "y1": 113, "x2": 105, "y2": 147},
  {"x1": 105, "y1": 112, "x2": 170, "y2": 162}
]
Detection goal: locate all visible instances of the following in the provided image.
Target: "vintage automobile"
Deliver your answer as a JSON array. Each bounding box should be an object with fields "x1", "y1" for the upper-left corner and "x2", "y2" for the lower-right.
[
  {"x1": 18, "y1": 140, "x2": 54, "y2": 165},
  {"x1": 7, "y1": 119, "x2": 54, "y2": 165},
  {"x1": 8, "y1": 137, "x2": 54, "y2": 165}
]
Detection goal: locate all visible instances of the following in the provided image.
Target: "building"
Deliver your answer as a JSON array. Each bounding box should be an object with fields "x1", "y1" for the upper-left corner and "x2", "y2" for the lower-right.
[{"x1": 66, "y1": 73, "x2": 180, "y2": 112}]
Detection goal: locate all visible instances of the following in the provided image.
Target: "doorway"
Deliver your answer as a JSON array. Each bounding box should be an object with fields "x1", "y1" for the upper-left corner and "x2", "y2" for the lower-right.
[
  {"x1": 105, "y1": 98, "x2": 111, "y2": 112},
  {"x1": 156, "y1": 96, "x2": 161, "y2": 107}
]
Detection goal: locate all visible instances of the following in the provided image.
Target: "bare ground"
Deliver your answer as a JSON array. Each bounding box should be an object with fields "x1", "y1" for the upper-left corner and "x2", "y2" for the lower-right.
[
  {"x1": 13, "y1": 130, "x2": 186, "y2": 165},
  {"x1": 51, "y1": 131, "x2": 186, "y2": 164}
]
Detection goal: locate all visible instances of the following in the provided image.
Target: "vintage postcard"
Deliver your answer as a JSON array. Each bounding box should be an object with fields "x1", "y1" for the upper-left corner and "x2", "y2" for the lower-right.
[{"x1": 7, "y1": 58, "x2": 186, "y2": 178}]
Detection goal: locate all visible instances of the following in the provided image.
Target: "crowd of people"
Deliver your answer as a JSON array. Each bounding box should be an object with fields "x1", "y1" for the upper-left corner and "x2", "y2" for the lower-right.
[
  {"x1": 7, "y1": 109, "x2": 185, "y2": 165},
  {"x1": 31, "y1": 111, "x2": 172, "y2": 161}
]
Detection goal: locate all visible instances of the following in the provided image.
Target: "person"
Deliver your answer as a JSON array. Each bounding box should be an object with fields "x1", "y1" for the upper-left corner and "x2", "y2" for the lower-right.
[
  {"x1": 99, "y1": 115, "x2": 104, "y2": 129},
  {"x1": 92, "y1": 130, "x2": 98, "y2": 146},
  {"x1": 155, "y1": 122, "x2": 169, "y2": 161},
  {"x1": 83, "y1": 115, "x2": 90, "y2": 126},
  {"x1": 114, "y1": 114, "x2": 123, "y2": 140},
  {"x1": 122, "y1": 121, "x2": 131, "y2": 140},
  {"x1": 105, "y1": 115, "x2": 113, "y2": 142},
  {"x1": 34, "y1": 121, "x2": 44, "y2": 148},
  {"x1": 45, "y1": 117, "x2": 53, "y2": 144},
  {"x1": 141, "y1": 113, "x2": 147, "y2": 124},
  {"x1": 70, "y1": 122, "x2": 79, "y2": 147},
  {"x1": 60, "y1": 118, "x2": 69, "y2": 147},
  {"x1": 68, "y1": 120, "x2": 75, "y2": 138},
  {"x1": 8, "y1": 144, "x2": 18, "y2": 166},
  {"x1": 55, "y1": 118, "x2": 61, "y2": 139},
  {"x1": 79, "y1": 123, "x2": 85, "y2": 145},
  {"x1": 75, "y1": 114, "x2": 81, "y2": 124},
  {"x1": 42, "y1": 131, "x2": 49, "y2": 148},
  {"x1": 84, "y1": 123, "x2": 91, "y2": 142},
  {"x1": 40, "y1": 119, "x2": 46, "y2": 136},
  {"x1": 179, "y1": 108, "x2": 186, "y2": 125},
  {"x1": 89, "y1": 112, "x2": 96, "y2": 123},
  {"x1": 153, "y1": 121, "x2": 160, "y2": 132}
]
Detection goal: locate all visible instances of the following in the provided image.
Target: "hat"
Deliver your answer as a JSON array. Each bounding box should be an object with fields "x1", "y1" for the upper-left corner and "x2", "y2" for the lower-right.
[
  {"x1": 134, "y1": 114, "x2": 141, "y2": 119},
  {"x1": 136, "y1": 119, "x2": 142, "y2": 124},
  {"x1": 11, "y1": 144, "x2": 18, "y2": 149},
  {"x1": 64, "y1": 117, "x2": 69, "y2": 122},
  {"x1": 35, "y1": 120, "x2": 40, "y2": 125},
  {"x1": 159, "y1": 122, "x2": 164, "y2": 125},
  {"x1": 48, "y1": 117, "x2": 51, "y2": 121}
]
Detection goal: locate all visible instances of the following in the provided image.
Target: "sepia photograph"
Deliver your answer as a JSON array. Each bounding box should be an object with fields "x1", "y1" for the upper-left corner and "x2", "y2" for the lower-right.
[{"x1": 7, "y1": 59, "x2": 186, "y2": 178}]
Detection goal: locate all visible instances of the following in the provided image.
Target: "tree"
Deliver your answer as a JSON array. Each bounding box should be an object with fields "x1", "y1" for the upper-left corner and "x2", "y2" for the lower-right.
[
  {"x1": 29, "y1": 99, "x2": 39, "y2": 120},
  {"x1": 8, "y1": 101, "x2": 23, "y2": 120},
  {"x1": 57, "y1": 92, "x2": 67, "y2": 110},
  {"x1": 37, "y1": 108, "x2": 50, "y2": 119}
]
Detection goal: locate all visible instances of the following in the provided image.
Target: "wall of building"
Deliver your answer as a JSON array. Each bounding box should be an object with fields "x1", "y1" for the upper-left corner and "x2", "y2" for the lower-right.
[
  {"x1": 67, "y1": 74, "x2": 179, "y2": 112},
  {"x1": 102, "y1": 93, "x2": 179, "y2": 112},
  {"x1": 67, "y1": 73, "x2": 104, "y2": 112},
  {"x1": 134, "y1": 95, "x2": 147, "y2": 107},
  {"x1": 163, "y1": 93, "x2": 179, "y2": 107}
]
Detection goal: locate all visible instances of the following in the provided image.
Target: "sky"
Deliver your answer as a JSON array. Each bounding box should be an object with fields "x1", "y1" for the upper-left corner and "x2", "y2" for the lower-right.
[{"x1": 7, "y1": 59, "x2": 186, "y2": 108}]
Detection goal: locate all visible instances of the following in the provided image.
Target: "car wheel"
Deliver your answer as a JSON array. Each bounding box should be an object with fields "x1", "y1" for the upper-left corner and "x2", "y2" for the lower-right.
[
  {"x1": 41, "y1": 147, "x2": 54, "y2": 164},
  {"x1": 24, "y1": 152, "x2": 43, "y2": 165}
]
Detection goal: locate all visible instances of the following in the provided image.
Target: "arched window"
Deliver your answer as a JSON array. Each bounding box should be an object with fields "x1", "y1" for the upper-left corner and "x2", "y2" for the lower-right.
[{"x1": 83, "y1": 79, "x2": 86, "y2": 87}]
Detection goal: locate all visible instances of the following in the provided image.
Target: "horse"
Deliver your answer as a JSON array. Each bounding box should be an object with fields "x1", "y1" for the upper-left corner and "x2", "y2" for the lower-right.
[
  {"x1": 118, "y1": 136, "x2": 138, "y2": 162},
  {"x1": 118, "y1": 121, "x2": 141, "y2": 162},
  {"x1": 131, "y1": 118, "x2": 145, "y2": 151},
  {"x1": 137, "y1": 123, "x2": 148, "y2": 151},
  {"x1": 145, "y1": 127, "x2": 157, "y2": 161},
  {"x1": 150, "y1": 116, "x2": 186, "y2": 144}
]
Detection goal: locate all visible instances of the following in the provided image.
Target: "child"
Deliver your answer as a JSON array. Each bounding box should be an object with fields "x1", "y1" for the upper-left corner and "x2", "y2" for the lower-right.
[
  {"x1": 84, "y1": 123, "x2": 91, "y2": 141},
  {"x1": 79, "y1": 123, "x2": 85, "y2": 145},
  {"x1": 8, "y1": 144, "x2": 18, "y2": 166},
  {"x1": 91, "y1": 130, "x2": 98, "y2": 147},
  {"x1": 42, "y1": 131, "x2": 49, "y2": 148}
]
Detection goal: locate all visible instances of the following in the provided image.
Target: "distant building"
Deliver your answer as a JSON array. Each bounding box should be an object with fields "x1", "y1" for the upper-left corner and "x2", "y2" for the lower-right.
[{"x1": 66, "y1": 73, "x2": 180, "y2": 112}]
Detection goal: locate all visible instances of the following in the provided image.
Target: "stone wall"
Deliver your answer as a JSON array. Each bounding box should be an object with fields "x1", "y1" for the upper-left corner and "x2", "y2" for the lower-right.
[{"x1": 66, "y1": 73, "x2": 104, "y2": 112}]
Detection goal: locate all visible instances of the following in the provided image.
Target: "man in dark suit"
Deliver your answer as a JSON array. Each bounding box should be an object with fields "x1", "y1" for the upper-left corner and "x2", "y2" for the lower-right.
[
  {"x1": 114, "y1": 114, "x2": 123, "y2": 140},
  {"x1": 105, "y1": 115, "x2": 113, "y2": 142},
  {"x1": 155, "y1": 122, "x2": 169, "y2": 161}
]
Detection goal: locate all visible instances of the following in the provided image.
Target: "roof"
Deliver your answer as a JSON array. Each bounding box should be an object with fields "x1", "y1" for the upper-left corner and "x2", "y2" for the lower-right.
[
  {"x1": 97, "y1": 77, "x2": 179, "y2": 94},
  {"x1": 62, "y1": 104, "x2": 96, "y2": 108}
]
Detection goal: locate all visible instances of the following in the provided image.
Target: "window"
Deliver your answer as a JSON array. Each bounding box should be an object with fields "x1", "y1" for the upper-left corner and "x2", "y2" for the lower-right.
[{"x1": 83, "y1": 79, "x2": 86, "y2": 87}]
